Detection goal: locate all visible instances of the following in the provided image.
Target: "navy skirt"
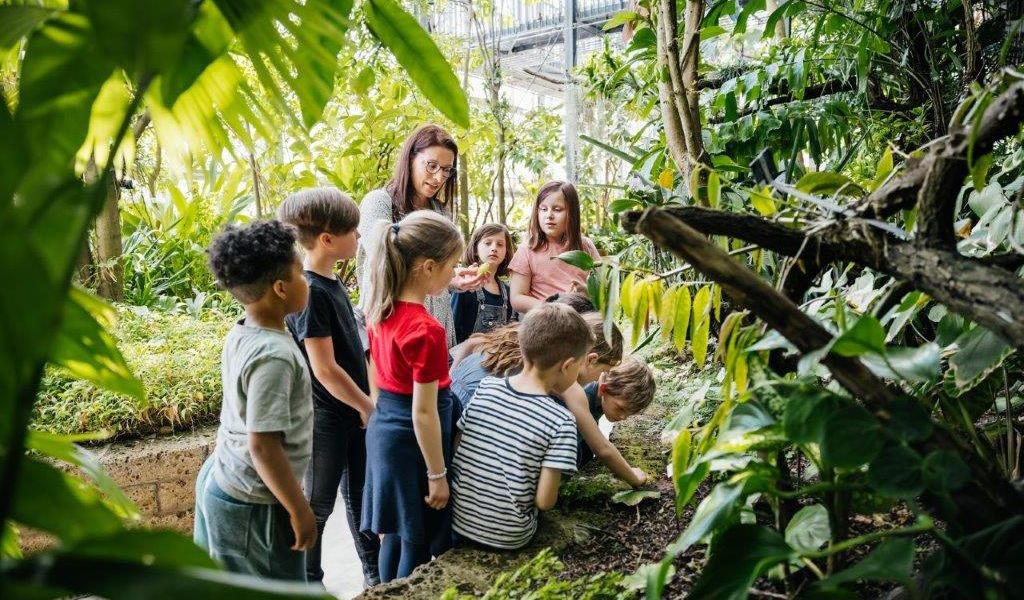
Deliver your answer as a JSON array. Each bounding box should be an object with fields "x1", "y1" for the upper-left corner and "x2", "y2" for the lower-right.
[{"x1": 361, "y1": 388, "x2": 459, "y2": 546}]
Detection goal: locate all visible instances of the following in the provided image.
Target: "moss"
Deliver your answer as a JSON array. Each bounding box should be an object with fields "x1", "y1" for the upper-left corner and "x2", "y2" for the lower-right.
[
  {"x1": 440, "y1": 548, "x2": 626, "y2": 600},
  {"x1": 32, "y1": 306, "x2": 231, "y2": 439}
]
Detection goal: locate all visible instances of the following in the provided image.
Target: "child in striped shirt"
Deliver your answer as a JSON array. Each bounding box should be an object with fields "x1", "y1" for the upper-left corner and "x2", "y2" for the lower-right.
[{"x1": 450, "y1": 304, "x2": 594, "y2": 549}]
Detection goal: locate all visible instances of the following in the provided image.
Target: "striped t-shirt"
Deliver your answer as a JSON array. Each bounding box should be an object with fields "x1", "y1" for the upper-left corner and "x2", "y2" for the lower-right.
[{"x1": 451, "y1": 376, "x2": 579, "y2": 549}]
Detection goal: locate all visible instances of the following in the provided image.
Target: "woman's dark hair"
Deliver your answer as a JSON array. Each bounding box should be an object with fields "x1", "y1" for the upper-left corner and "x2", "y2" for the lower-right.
[
  {"x1": 528, "y1": 180, "x2": 583, "y2": 252},
  {"x1": 386, "y1": 124, "x2": 459, "y2": 219},
  {"x1": 464, "y1": 223, "x2": 515, "y2": 277},
  {"x1": 208, "y1": 220, "x2": 298, "y2": 303}
]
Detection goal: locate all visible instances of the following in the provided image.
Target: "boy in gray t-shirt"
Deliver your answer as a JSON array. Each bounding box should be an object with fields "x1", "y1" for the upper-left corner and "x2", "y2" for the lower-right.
[{"x1": 193, "y1": 220, "x2": 315, "y2": 581}]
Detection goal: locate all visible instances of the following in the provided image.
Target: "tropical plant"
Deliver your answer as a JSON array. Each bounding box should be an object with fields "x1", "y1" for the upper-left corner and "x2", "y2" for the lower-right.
[{"x1": 0, "y1": 0, "x2": 469, "y2": 595}]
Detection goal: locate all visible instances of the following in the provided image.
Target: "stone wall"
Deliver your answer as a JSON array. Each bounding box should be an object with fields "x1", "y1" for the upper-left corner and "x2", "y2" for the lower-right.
[{"x1": 19, "y1": 426, "x2": 217, "y2": 553}]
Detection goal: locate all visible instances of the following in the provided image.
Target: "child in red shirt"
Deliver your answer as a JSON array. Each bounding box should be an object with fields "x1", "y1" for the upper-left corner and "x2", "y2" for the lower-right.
[{"x1": 360, "y1": 210, "x2": 466, "y2": 582}]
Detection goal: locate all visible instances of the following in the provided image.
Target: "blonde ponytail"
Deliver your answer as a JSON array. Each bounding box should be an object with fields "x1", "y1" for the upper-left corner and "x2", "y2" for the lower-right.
[{"x1": 363, "y1": 211, "x2": 464, "y2": 326}]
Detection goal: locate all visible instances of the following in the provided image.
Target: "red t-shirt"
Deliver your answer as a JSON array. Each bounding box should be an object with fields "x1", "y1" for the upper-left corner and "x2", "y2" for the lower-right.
[{"x1": 370, "y1": 301, "x2": 451, "y2": 394}]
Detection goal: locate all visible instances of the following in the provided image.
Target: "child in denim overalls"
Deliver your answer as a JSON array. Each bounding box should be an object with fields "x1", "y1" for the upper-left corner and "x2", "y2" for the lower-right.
[{"x1": 451, "y1": 224, "x2": 516, "y2": 344}]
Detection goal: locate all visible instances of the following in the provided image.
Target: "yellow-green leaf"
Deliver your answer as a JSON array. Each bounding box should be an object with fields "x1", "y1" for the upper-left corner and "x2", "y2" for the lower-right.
[
  {"x1": 658, "y1": 167, "x2": 674, "y2": 189},
  {"x1": 708, "y1": 171, "x2": 721, "y2": 208},
  {"x1": 692, "y1": 285, "x2": 712, "y2": 366},
  {"x1": 630, "y1": 279, "x2": 650, "y2": 347},
  {"x1": 869, "y1": 147, "x2": 894, "y2": 191},
  {"x1": 735, "y1": 354, "x2": 749, "y2": 394},
  {"x1": 660, "y1": 286, "x2": 677, "y2": 340},
  {"x1": 673, "y1": 286, "x2": 692, "y2": 352},
  {"x1": 620, "y1": 273, "x2": 637, "y2": 319},
  {"x1": 749, "y1": 186, "x2": 776, "y2": 216},
  {"x1": 671, "y1": 429, "x2": 693, "y2": 487},
  {"x1": 712, "y1": 284, "x2": 722, "y2": 322}
]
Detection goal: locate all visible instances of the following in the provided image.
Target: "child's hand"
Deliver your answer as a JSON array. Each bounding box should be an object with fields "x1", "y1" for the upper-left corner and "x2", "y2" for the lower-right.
[
  {"x1": 290, "y1": 503, "x2": 317, "y2": 551},
  {"x1": 630, "y1": 467, "x2": 648, "y2": 487},
  {"x1": 424, "y1": 477, "x2": 450, "y2": 509},
  {"x1": 450, "y1": 265, "x2": 488, "y2": 292}
]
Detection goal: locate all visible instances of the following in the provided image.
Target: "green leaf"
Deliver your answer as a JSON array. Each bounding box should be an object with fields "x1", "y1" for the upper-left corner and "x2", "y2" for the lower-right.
[
  {"x1": 949, "y1": 326, "x2": 1013, "y2": 391},
  {"x1": 691, "y1": 285, "x2": 711, "y2": 366},
  {"x1": 353, "y1": 65, "x2": 376, "y2": 95},
  {"x1": 831, "y1": 316, "x2": 886, "y2": 357},
  {"x1": 84, "y1": 0, "x2": 194, "y2": 75},
  {"x1": 50, "y1": 287, "x2": 146, "y2": 401},
  {"x1": 868, "y1": 444, "x2": 924, "y2": 498},
  {"x1": 868, "y1": 147, "x2": 894, "y2": 192},
  {"x1": 612, "y1": 489, "x2": 662, "y2": 506},
  {"x1": 18, "y1": 12, "x2": 116, "y2": 170},
  {"x1": 602, "y1": 9, "x2": 638, "y2": 30},
  {"x1": 795, "y1": 172, "x2": 866, "y2": 197},
  {"x1": 0, "y1": 94, "x2": 26, "y2": 209},
  {"x1": 608, "y1": 198, "x2": 641, "y2": 214},
  {"x1": 555, "y1": 249, "x2": 596, "y2": 271},
  {"x1": 882, "y1": 397, "x2": 933, "y2": 443},
  {"x1": 667, "y1": 481, "x2": 744, "y2": 556},
  {"x1": 922, "y1": 450, "x2": 970, "y2": 493},
  {"x1": 0, "y1": 3, "x2": 58, "y2": 51},
  {"x1": 707, "y1": 171, "x2": 721, "y2": 208},
  {"x1": 816, "y1": 538, "x2": 914, "y2": 589},
  {"x1": 862, "y1": 343, "x2": 941, "y2": 383},
  {"x1": 11, "y1": 456, "x2": 122, "y2": 544},
  {"x1": 365, "y1": 0, "x2": 468, "y2": 128},
  {"x1": 27, "y1": 430, "x2": 138, "y2": 518},
  {"x1": 821, "y1": 405, "x2": 882, "y2": 469},
  {"x1": 733, "y1": 0, "x2": 765, "y2": 34},
  {"x1": 688, "y1": 524, "x2": 794, "y2": 600},
  {"x1": 749, "y1": 186, "x2": 777, "y2": 216},
  {"x1": 580, "y1": 133, "x2": 640, "y2": 163},
  {"x1": 785, "y1": 504, "x2": 831, "y2": 553},
  {"x1": 673, "y1": 285, "x2": 692, "y2": 353},
  {"x1": 2, "y1": 549, "x2": 333, "y2": 599},
  {"x1": 214, "y1": 0, "x2": 353, "y2": 128},
  {"x1": 783, "y1": 388, "x2": 841, "y2": 444}
]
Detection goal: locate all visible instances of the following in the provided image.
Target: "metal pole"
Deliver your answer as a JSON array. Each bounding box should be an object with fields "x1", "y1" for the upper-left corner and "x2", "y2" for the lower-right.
[{"x1": 563, "y1": 0, "x2": 578, "y2": 182}]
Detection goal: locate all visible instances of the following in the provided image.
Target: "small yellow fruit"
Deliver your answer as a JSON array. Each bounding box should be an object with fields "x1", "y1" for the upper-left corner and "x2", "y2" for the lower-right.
[{"x1": 477, "y1": 263, "x2": 492, "y2": 276}]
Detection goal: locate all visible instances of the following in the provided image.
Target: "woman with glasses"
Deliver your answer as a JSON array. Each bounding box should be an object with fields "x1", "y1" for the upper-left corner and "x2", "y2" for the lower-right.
[{"x1": 356, "y1": 124, "x2": 485, "y2": 349}]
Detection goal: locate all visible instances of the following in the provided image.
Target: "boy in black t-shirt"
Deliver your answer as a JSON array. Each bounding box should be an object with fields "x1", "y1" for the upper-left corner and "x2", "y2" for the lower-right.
[{"x1": 280, "y1": 187, "x2": 380, "y2": 586}]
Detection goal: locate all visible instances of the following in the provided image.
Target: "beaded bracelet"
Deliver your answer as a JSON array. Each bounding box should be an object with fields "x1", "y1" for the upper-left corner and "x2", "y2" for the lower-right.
[{"x1": 426, "y1": 468, "x2": 447, "y2": 481}]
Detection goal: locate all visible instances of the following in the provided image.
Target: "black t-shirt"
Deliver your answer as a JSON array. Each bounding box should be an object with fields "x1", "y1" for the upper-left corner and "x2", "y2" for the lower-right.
[{"x1": 286, "y1": 270, "x2": 368, "y2": 423}]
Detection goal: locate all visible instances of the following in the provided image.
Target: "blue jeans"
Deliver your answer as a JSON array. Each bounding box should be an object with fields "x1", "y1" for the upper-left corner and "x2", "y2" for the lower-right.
[{"x1": 193, "y1": 456, "x2": 306, "y2": 581}]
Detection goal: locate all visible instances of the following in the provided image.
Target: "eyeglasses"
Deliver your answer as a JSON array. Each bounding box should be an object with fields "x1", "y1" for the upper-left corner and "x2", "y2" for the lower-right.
[{"x1": 422, "y1": 159, "x2": 456, "y2": 180}]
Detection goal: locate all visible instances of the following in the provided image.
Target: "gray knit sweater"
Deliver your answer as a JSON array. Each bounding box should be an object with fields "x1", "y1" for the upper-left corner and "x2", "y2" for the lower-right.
[{"x1": 356, "y1": 188, "x2": 457, "y2": 348}]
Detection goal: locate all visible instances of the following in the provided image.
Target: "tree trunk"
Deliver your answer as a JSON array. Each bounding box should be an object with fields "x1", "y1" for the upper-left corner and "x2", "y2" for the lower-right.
[{"x1": 94, "y1": 178, "x2": 123, "y2": 301}]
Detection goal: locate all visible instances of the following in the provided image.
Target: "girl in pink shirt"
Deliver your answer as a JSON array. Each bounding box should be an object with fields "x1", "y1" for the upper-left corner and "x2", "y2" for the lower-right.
[{"x1": 508, "y1": 181, "x2": 600, "y2": 313}]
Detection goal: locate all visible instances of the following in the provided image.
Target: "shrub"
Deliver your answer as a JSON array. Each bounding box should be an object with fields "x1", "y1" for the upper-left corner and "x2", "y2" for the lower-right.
[{"x1": 33, "y1": 306, "x2": 232, "y2": 440}]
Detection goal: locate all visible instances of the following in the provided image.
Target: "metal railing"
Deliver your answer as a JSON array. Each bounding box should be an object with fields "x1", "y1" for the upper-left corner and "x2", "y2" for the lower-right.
[{"x1": 429, "y1": 0, "x2": 628, "y2": 46}]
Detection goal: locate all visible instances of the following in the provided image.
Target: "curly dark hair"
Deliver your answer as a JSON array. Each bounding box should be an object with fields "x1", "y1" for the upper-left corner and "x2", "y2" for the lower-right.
[{"x1": 207, "y1": 220, "x2": 298, "y2": 303}]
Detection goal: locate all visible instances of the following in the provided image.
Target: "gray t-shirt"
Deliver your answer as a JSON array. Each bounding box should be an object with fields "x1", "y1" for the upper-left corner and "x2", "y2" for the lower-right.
[{"x1": 212, "y1": 320, "x2": 313, "y2": 504}]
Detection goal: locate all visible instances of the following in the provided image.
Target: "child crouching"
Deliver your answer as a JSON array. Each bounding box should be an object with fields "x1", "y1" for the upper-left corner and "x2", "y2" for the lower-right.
[{"x1": 451, "y1": 303, "x2": 594, "y2": 549}]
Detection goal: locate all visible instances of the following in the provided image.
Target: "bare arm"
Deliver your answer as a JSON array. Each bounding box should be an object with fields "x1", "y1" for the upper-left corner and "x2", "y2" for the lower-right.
[
  {"x1": 412, "y1": 380, "x2": 449, "y2": 509},
  {"x1": 562, "y1": 383, "x2": 646, "y2": 488},
  {"x1": 510, "y1": 272, "x2": 542, "y2": 313},
  {"x1": 304, "y1": 336, "x2": 373, "y2": 417},
  {"x1": 367, "y1": 356, "x2": 379, "y2": 405},
  {"x1": 249, "y1": 432, "x2": 316, "y2": 550},
  {"x1": 535, "y1": 467, "x2": 563, "y2": 510}
]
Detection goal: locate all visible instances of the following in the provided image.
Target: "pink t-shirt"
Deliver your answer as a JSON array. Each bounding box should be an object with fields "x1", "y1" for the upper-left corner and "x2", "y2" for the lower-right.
[{"x1": 508, "y1": 237, "x2": 601, "y2": 300}]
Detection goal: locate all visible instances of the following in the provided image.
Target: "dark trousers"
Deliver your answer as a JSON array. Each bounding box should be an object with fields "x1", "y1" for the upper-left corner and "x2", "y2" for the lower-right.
[{"x1": 305, "y1": 404, "x2": 380, "y2": 582}]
